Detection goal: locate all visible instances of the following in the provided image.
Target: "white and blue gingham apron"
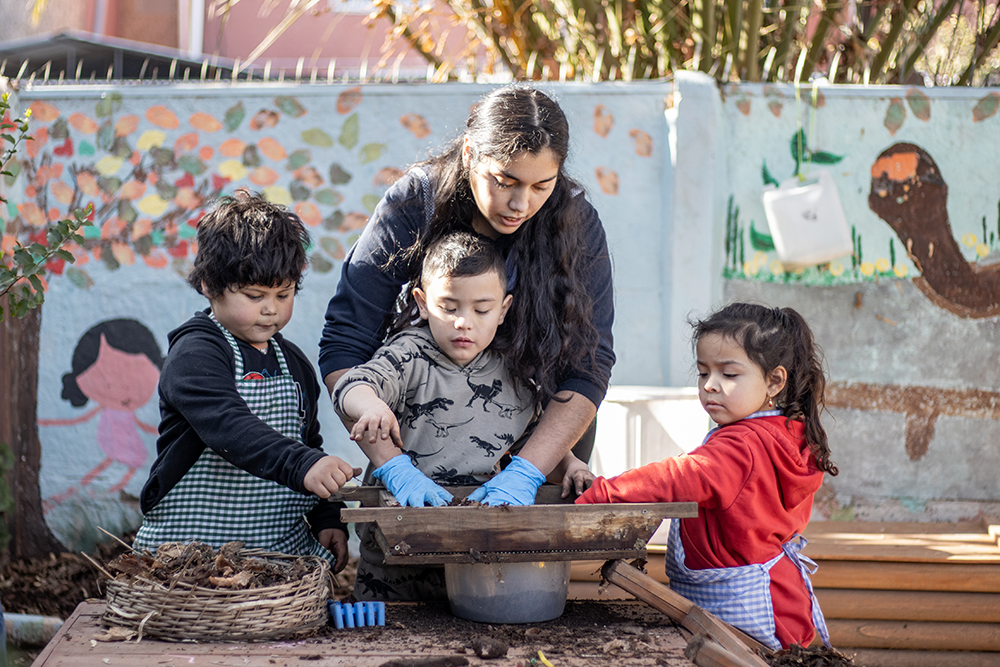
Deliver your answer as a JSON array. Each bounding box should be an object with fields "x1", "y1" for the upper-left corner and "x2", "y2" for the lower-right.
[
  {"x1": 663, "y1": 411, "x2": 831, "y2": 650},
  {"x1": 135, "y1": 315, "x2": 333, "y2": 565}
]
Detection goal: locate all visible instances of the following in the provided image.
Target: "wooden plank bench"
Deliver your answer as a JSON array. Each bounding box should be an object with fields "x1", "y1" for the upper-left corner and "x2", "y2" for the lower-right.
[{"x1": 802, "y1": 520, "x2": 1000, "y2": 666}]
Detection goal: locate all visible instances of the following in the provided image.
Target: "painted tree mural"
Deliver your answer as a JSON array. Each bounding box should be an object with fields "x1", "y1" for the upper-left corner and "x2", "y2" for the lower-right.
[{"x1": 1, "y1": 86, "x2": 423, "y2": 556}]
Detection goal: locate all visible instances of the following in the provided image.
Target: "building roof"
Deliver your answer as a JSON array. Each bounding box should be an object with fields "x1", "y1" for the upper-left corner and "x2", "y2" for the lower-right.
[{"x1": 0, "y1": 30, "x2": 239, "y2": 83}]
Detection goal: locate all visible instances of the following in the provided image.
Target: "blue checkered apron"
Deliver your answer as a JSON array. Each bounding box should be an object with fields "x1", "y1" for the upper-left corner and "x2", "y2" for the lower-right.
[
  {"x1": 665, "y1": 520, "x2": 830, "y2": 650},
  {"x1": 135, "y1": 315, "x2": 334, "y2": 565},
  {"x1": 663, "y1": 411, "x2": 831, "y2": 650}
]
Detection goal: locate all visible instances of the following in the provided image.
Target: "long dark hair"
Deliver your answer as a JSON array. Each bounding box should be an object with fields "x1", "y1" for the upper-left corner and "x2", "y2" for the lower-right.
[
  {"x1": 692, "y1": 303, "x2": 838, "y2": 475},
  {"x1": 392, "y1": 85, "x2": 602, "y2": 408}
]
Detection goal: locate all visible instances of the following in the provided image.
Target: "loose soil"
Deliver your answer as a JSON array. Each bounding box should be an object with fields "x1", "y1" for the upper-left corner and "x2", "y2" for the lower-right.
[{"x1": 308, "y1": 599, "x2": 694, "y2": 665}]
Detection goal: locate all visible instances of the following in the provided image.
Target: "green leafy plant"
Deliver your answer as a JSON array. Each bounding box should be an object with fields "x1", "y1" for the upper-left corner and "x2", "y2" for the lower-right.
[
  {"x1": 22, "y1": 0, "x2": 1000, "y2": 85},
  {"x1": 0, "y1": 92, "x2": 92, "y2": 320},
  {"x1": 208, "y1": 0, "x2": 1000, "y2": 86},
  {"x1": 373, "y1": 0, "x2": 1000, "y2": 85}
]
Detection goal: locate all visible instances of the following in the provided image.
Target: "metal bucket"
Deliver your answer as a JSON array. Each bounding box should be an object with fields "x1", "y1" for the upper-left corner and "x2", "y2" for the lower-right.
[{"x1": 444, "y1": 560, "x2": 570, "y2": 624}]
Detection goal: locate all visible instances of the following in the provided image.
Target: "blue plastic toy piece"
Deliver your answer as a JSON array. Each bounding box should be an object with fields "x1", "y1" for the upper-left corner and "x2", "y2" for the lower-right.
[
  {"x1": 327, "y1": 600, "x2": 386, "y2": 628},
  {"x1": 328, "y1": 600, "x2": 344, "y2": 629},
  {"x1": 329, "y1": 600, "x2": 344, "y2": 627}
]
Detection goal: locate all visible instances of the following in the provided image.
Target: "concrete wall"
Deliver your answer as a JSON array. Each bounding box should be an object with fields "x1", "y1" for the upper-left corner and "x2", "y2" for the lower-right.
[
  {"x1": 4, "y1": 75, "x2": 999, "y2": 551},
  {"x1": 675, "y1": 73, "x2": 1000, "y2": 523}
]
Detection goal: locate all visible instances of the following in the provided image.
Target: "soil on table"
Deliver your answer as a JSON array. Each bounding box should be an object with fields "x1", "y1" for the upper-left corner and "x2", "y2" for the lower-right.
[
  {"x1": 309, "y1": 599, "x2": 695, "y2": 666},
  {"x1": 0, "y1": 540, "x2": 854, "y2": 667}
]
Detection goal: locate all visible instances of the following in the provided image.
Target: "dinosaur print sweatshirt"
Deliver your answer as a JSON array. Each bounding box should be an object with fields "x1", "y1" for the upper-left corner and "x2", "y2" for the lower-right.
[{"x1": 333, "y1": 326, "x2": 537, "y2": 485}]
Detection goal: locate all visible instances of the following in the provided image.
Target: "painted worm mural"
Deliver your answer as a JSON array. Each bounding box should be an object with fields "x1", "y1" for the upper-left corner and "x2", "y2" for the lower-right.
[{"x1": 869, "y1": 142, "x2": 1000, "y2": 319}]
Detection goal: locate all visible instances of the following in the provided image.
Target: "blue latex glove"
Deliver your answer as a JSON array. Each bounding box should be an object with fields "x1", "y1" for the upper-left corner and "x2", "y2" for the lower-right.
[
  {"x1": 466, "y1": 456, "x2": 545, "y2": 506},
  {"x1": 372, "y1": 455, "x2": 453, "y2": 507}
]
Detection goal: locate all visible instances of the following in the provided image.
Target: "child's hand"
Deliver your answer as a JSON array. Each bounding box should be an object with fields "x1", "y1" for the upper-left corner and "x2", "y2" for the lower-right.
[
  {"x1": 304, "y1": 456, "x2": 362, "y2": 499},
  {"x1": 560, "y1": 455, "x2": 595, "y2": 499},
  {"x1": 467, "y1": 456, "x2": 545, "y2": 506},
  {"x1": 343, "y1": 385, "x2": 403, "y2": 449},
  {"x1": 351, "y1": 404, "x2": 403, "y2": 448},
  {"x1": 317, "y1": 527, "x2": 350, "y2": 574}
]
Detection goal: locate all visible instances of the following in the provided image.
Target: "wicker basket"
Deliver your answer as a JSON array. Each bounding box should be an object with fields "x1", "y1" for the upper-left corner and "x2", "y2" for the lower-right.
[{"x1": 102, "y1": 550, "x2": 330, "y2": 642}]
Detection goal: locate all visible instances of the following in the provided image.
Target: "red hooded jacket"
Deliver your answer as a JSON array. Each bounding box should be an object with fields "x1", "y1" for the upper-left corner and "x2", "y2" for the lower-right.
[{"x1": 576, "y1": 415, "x2": 824, "y2": 647}]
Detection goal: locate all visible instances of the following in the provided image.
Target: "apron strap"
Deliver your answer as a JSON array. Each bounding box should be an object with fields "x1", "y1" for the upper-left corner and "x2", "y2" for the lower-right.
[
  {"x1": 208, "y1": 312, "x2": 246, "y2": 378},
  {"x1": 782, "y1": 535, "x2": 832, "y2": 647}
]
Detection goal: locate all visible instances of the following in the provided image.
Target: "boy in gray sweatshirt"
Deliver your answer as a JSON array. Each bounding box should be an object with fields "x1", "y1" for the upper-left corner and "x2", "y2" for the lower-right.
[{"x1": 333, "y1": 231, "x2": 590, "y2": 600}]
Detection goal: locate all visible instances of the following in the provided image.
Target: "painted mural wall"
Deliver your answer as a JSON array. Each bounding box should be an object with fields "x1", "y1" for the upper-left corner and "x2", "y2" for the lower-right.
[
  {"x1": 4, "y1": 75, "x2": 999, "y2": 552},
  {"x1": 1, "y1": 81, "x2": 670, "y2": 552},
  {"x1": 708, "y1": 79, "x2": 1000, "y2": 523}
]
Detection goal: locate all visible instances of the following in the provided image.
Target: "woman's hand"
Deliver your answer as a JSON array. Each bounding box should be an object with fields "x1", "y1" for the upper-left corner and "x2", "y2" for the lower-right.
[
  {"x1": 557, "y1": 452, "x2": 595, "y2": 499},
  {"x1": 317, "y1": 527, "x2": 351, "y2": 574}
]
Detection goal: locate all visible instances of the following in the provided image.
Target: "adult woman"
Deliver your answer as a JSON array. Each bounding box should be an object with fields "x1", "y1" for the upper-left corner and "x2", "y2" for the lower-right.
[{"x1": 319, "y1": 84, "x2": 615, "y2": 505}]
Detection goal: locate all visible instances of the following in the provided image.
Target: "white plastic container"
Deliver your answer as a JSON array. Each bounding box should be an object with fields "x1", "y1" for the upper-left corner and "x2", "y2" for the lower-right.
[
  {"x1": 762, "y1": 170, "x2": 853, "y2": 269},
  {"x1": 444, "y1": 561, "x2": 570, "y2": 624},
  {"x1": 593, "y1": 386, "x2": 708, "y2": 479}
]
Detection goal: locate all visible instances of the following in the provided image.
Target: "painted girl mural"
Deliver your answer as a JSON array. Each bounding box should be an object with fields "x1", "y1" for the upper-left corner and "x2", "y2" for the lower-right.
[{"x1": 38, "y1": 319, "x2": 164, "y2": 511}]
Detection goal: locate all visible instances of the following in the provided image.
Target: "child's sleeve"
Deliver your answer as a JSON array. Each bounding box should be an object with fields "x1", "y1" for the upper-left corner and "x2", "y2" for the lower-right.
[
  {"x1": 306, "y1": 500, "x2": 349, "y2": 536},
  {"x1": 577, "y1": 430, "x2": 755, "y2": 508},
  {"x1": 332, "y1": 337, "x2": 412, "y2": 420}
]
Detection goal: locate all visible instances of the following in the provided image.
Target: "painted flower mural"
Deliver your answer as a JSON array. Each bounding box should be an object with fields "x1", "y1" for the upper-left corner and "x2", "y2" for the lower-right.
[
  {"x1": 1, "y1": 85, "x2": 429, "y2": 553},
  {"x1": 1, "y1": 87, "x2": 414, "y2": 289}
]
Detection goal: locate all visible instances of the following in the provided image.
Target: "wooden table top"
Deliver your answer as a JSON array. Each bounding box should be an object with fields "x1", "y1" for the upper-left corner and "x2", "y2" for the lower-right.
[{"x1": 32, "y1": 599, "x2": 696, "y2": 667}]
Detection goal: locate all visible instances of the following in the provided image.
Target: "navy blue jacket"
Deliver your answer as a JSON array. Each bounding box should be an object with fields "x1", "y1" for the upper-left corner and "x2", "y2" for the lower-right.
[{"x1": 141, "y1": 310, "x2": 347, "y2": 535}]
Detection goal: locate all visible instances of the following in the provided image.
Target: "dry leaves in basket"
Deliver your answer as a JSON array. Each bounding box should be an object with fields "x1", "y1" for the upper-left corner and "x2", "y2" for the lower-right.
[{"x1": 105, "y1": 541, "x2": 314, "y2": 589}]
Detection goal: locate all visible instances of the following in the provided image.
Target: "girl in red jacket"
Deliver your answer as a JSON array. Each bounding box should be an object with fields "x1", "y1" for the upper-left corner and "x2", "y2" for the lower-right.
[{"x1": 577, "y1": 303, "x2": 838, "y2": 650}]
